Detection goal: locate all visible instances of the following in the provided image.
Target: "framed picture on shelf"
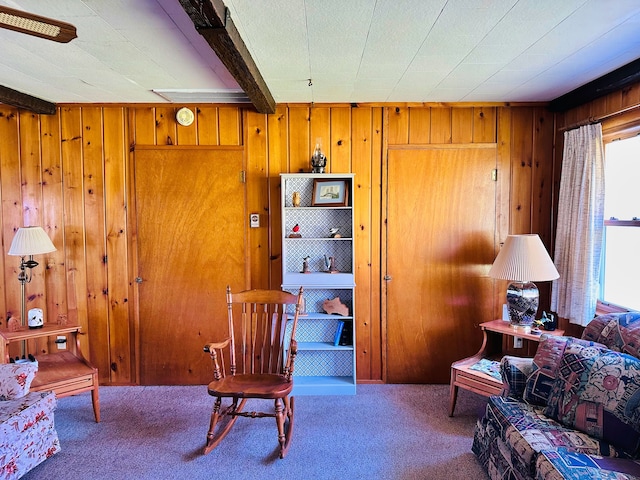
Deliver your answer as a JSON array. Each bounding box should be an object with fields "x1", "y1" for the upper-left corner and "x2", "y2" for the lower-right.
[{"x1": 311, "y1": 179, "x2": 349, "y2": 207}]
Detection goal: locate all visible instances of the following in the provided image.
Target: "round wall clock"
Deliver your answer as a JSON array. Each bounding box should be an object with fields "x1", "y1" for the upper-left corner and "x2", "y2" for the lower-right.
[{"x1": 176, "y1": 107, "x2": 195, "y2": 126}]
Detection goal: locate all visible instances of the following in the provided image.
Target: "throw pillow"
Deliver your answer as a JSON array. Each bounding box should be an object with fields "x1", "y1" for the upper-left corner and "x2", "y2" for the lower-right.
[
  {"x1": 524, "y1": 335, "x2": 603, "y2": 406},
  {"x1": 500, "y1": 355, "x2": 533, "y2": 399},
  {"x1": 0, "y1": 362, "x2": 38, "y2": 400},
  {"x1": 582, "y1": 311, "x2": 640, "y2": 358},
  {"x1": 544, "y1": 343, "x2": 640, "y2": 457}
]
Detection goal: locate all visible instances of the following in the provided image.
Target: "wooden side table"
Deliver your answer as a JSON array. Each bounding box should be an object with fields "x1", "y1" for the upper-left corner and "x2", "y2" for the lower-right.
[
  {"x1": 0, "y1": 324, "x2": 100, "y2": 422},
  {"x1": 448, "y1": 319, "x2": 564, "y2": 416}
]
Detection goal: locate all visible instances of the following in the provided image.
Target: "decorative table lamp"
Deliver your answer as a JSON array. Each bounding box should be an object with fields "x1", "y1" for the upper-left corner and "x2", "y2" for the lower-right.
[
  {"x1": 488, "y1": 234, "x2": 559, "y2": 327},
  {"x1": 8, "y1": 226, "x2": 57, "y2": 328}
]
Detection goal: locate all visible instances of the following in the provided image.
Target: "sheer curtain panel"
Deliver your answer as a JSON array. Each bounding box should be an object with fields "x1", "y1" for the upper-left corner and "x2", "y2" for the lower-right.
[{"x1": 551, "y1": 123, "x2": 605, "y2": 326}]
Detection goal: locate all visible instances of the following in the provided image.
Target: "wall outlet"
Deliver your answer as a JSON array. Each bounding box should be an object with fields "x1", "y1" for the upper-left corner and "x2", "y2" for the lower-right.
[
  {"x1": 513, "y1": 336, "x2": 523, "y2": 349},
  {"x1": 56, "y1": 335, "x2": 67, "y2": 350}
]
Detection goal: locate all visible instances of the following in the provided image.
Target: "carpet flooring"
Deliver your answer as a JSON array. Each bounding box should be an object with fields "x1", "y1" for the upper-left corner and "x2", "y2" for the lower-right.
[{"x1": 24, "y1": 384, "x2": 489, "y2": 480}]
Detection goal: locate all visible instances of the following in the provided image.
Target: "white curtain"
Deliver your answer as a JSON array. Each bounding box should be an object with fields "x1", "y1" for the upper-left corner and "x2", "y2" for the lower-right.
[{"x1": 551, "y1": 123, "x2": 605, "y2": 326}]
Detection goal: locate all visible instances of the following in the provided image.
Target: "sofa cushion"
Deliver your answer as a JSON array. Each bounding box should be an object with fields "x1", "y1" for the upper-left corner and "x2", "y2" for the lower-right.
[
  {"x1": 475, "y1": 395, "x2": 622, "y2": 479},
  {"x1": 536, "y1": 448, "x2": 640, "y2": 480},
  {"x1": 0, "y1": 362, "x2": 38, "y2": 400},
  {"x1": 0, "y1": 390, "x2": 60, "y2": 480},
  {"x1": 524, "y1": 335, "x2": 603, "y2": 406},
  {"x1": 544, "y1": 342, "x2": 640, "y2": 457}
]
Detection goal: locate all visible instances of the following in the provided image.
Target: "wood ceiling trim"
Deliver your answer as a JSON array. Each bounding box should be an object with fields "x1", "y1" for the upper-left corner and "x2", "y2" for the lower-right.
[
  {"x1": 549, "y1": 57, "x2": 640, "y2": 112},
  {"x1": 0, "y1": 85, "x2": 56, "y2": 114},
  {"x1": 179, "y1": 0, "x2": 276, "y2": 115}
]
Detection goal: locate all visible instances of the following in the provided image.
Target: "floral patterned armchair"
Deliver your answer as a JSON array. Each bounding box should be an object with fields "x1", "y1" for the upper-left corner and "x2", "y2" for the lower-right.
[{"x1": 0, "y1": 362, "x2": 60, "y2": 479}]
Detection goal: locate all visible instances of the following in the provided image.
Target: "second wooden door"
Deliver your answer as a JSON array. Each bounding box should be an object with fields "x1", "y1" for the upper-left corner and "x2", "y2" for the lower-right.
[
  {"x1": 134, "y1": 147, "x2": 246, "y2": 385},
  {"x1": 385, "y1": 145, "x2": 499, "y2": 383}
]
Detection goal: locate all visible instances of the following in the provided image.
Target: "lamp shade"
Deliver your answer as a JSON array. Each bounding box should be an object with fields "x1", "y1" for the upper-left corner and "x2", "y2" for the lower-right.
[
  {"x1": 8, "y1": 226, "x2": 56, "y2": 256},
  {"x1": 488, "y1": 234, "x2": 559, "y2": 282}
]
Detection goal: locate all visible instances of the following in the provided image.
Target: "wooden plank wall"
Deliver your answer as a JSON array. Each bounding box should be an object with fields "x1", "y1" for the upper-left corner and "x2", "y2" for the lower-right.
[{"x1": 0, "y1": 102, "x2": 554, "y2": 384}]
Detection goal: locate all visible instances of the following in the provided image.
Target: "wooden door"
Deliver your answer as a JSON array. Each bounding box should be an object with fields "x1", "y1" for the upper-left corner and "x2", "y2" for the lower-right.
[
  {"x1": 385, "y1": 146, "x2": 499, "y2": 383},
  {"x1": 134, "y1": 147, "x2": 246, "y2": 385}
]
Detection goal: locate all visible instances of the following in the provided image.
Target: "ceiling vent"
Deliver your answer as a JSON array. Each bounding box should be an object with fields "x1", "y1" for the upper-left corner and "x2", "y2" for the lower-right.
[{"x1": 152, "y1": 89, "x2": 250, "y2": 104}]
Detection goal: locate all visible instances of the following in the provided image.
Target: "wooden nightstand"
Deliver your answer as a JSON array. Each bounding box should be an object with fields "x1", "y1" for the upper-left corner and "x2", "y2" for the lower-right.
[
  {"x1": 448, "y1": 319, "x2": 564, "y2": 416},
  {"x1": 0, "y1": 324, "x2": 100, "y2": 422}
]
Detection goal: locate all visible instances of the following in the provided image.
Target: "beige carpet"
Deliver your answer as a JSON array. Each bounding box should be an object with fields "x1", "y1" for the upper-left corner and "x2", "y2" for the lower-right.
[{"x1": 24, "y1": 384, "x2": 489, "y2": 480}]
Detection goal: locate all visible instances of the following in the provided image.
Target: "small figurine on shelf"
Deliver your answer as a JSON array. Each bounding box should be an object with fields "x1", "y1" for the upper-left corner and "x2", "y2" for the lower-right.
[
  {"x1": 532, "y1": 311, "x2": 557, "y2": 332},
  {"x1": 322, "y1": 297, "x2": 349, "y2": 316},
  {"x1": 329, "y1": 227, "x2": 341, "y2": 238},
  {"x1": 310, "y1": 139, "x2": 327, "y2": 173},
  {"x1": 324, "y1": 254, "x2": 339, "y2": 273},
  {"x1": 292, "y1": 191, "x2": 301, "y2": 207},
  {"x1": 302, "y1": 256, "x2": 311, "y2": 274},
  {"x1": 289, "y1": 223, "x2": 302, "y2": 238},
  {"x1": 7, "y1": 316, "x2": 20, "y2": 332}
]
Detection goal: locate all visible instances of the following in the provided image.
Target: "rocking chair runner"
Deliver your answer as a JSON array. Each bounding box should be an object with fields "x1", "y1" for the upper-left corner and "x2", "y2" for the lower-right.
[{"x1": 202, "y1": 286, "x2": 304, "y2": 458}]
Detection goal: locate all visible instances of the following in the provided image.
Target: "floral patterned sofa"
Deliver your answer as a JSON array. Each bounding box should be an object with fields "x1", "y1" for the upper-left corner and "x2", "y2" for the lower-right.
[
  {"x1": 473, "y1": 311, "x2": 640, "y2": 480},
  {"x1": 0, "y1": 362, "x2": 60, "y2": 479}
]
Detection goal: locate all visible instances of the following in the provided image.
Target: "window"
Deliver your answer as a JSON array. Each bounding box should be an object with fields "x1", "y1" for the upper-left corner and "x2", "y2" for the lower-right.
[{"x1": 601, "y1": 134, "x2": 640, "y2": 311}]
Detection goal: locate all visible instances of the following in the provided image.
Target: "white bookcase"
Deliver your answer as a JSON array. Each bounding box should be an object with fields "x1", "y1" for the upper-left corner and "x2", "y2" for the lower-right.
[{"x1": 281, "y1": 173, "x2": 356, "y2": 395}]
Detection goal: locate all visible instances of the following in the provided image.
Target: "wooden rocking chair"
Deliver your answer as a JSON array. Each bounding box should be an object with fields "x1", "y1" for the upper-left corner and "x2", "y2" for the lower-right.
[{"x1": 202, "y1": 286, "x2": 304, "y2": 458}]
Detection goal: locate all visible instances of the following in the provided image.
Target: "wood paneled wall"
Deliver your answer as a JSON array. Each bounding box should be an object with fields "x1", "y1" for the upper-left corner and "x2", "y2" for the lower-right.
[{"x1": 0, "y1": 102, "x2": 554, "y2": 385}]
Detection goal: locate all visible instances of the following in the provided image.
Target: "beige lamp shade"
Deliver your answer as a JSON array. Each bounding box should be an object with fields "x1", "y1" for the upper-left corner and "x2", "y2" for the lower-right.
[
  {"x1": 488, "y1": 234, "x2": 559, "y2": 282},
  {"x1": 8, "y1": 226, "x2": 56, "y2": 256}
]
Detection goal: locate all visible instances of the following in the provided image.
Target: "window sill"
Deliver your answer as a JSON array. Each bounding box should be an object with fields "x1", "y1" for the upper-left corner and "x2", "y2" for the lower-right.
[{"x1": 596, "y1": 300, "x2": 631, "y2": 315}]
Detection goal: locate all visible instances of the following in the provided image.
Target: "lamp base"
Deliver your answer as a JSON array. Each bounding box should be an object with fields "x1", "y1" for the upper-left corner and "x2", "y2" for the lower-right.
[{"x1": 506, "y1": 281, "x2": 539, "y2": 327}]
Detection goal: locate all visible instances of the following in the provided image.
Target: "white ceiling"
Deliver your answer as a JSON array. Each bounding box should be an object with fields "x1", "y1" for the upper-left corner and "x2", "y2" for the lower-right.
[{"x1": 1, "y1": 0, "x2": 640, "y2": 107}]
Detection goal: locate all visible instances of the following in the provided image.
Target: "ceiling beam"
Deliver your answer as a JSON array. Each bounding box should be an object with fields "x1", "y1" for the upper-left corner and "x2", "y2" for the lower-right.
[
  {"x1": 0, "y1": 85, "x2": 56, "y2": 114},
  {"x1": 549, "y1": 57, "x2": 640, "y2": 112},
  {"x1": 179, "y1": 0, "x2": 276, "y2": 115}
]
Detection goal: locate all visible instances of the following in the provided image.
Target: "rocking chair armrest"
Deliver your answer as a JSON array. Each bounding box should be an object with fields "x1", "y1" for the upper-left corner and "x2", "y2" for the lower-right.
[{"x1": 203, "y1": 338, "x2": 231, "y2": 353}]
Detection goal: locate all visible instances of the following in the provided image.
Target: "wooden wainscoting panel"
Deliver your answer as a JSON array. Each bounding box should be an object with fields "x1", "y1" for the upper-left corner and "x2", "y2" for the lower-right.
[
  {"x1": 309, "y1": 107, "x2": 330, "y2": 171},
  {"x1": 0, "y1": 107, "x2": 22, "y2": 327},
  {"x1": 430, "y1": 107, "x2": 452, "y2": 144},
  {"x1": 218, "y1": 107, "x2": 242, "y2": 145},
  {"x1": 266, "y1": 106, "x2": 288, "y2": 289},
  {"x1": 288, "y1": 107, "x2": 311, "y2": 173},
  {"x1": 330, "y1": 107, "x2": 352, "y2": 173},
  {"x1": 196, "y1": 106, "x2": 220, "y2": 145},
  {"x1": 19, "y1": 113, "x2": 51, "y2": 356},
  {"x1": 352, "y1": 107, "x2": 384, "y2": 381},
  {"x1": 155, "y1": 107, "x2": 177, "y2": 146},
  {"x1": 81, "y1": 106, "x2": 109, "y2": 379},
  {"x1": 40, "y1": 112, "x2": 67, "y2": 328},
  {"x1": 60, "y1": 107, "x2": 90, "y2": 348},
  {"x1": 133, "y1": 107, "x2": 156, "y2": 145},
  {"x1": 510, "y1": 108, "x2": 534, "y2": 234},
  {"x1": 245, "y1": 110, "x2": 269, "y2": 289},
  {"x1": 473, "y1": 107, "x2": 497, "y2": 143},
  {"x1": 408, "y1": 107, "x2": 431, "y2": 144},
  {"x1": 387, "y1": 107, "x2": 409, "y2": 145},
  {"x1": 452, "y1": 107, "x2": 474, "y2": 144},
  {"x1": 103, "y1": 107, "x2": 132, "y2": 384}
]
